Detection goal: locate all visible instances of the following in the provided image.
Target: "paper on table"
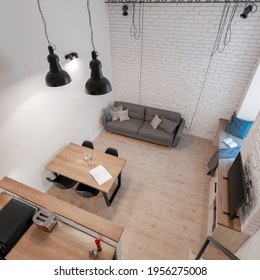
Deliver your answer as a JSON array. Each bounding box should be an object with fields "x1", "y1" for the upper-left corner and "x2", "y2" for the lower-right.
[
  {"x1": 89, "y1": 164, "x2": 112, "y2": 185},
  {"x1": 222, "y1": 137, "x2": 238, "y2": 148}
]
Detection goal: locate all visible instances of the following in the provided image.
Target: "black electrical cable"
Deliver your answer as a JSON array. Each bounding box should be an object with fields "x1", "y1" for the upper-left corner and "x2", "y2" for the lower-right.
[
  {"x1": 37, "y1": 0, "x2": 56, "y2": 49},
  {"x1": 130, "y1": 3, "x2": 142, "y2": 39},
  {"x1": 187, "y1": 2, "x2": 239, "y2": 133},
  {"x1": 138, "y1": 3, "x2": 145, "y2": 104},
  {"x1": 106, "y1": 0, "x2": 259, "y2": 4},
  {"x1": 87, "y1": 0, "x2": 98, "y2": 54}
]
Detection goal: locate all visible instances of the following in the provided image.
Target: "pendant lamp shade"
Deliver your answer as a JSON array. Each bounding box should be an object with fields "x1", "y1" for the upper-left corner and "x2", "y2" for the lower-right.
[
  {"x1": 85, "y1": 51, "x2": 112, "y2": 95},
  {"x1": 45, "y1": 46, "x2": 71, "y2": 87}
]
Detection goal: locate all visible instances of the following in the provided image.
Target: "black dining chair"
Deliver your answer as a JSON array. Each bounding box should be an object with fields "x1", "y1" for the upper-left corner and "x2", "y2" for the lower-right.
[
  {"x1": 46, "y1": 174, "x2": 77, "y2": 204},
  {"x1": 74, "y1": 183, "x2": 100, "y2": 214},
  {"x1": 82, "y1": 140, "x2": 94, "y2": 149},
  {"x1": 105, "y1": 147, "x2": 121, "y2": 188}
]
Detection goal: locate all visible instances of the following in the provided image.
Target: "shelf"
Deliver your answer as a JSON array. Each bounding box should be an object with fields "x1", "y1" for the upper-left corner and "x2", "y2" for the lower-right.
[{"x1": 207, "y1": 119, "x2": 249, "y2": 252}]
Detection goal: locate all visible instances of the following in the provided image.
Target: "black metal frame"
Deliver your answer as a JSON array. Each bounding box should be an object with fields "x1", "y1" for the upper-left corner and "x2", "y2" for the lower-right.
[
  {"x1": 195, "y1": 236, "x2": 240, "y2": 260},
  {"x1": 102, "y1": 174, "x2": 122, "y2": 206},
  {"x1": 106, "y1": 0, "x2": 259, "y2": 4}
]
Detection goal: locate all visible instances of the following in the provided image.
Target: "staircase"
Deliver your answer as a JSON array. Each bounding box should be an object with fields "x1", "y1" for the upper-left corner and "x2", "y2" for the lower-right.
[{"x1": 189, "y1": 236, "x2": 239, "y2": 260}]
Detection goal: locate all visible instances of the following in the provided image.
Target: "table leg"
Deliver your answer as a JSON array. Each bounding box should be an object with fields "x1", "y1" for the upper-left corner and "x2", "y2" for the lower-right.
[
  {"x1": 102, "y1": 173, "x2": 122, "y2": 207},
  {"x1": 102, "y1": 192, "x2": 111, "y2": 207}
]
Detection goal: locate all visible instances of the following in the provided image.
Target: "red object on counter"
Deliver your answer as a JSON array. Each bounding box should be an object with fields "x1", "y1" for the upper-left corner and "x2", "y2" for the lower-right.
[{"x1": 95, "y1": 238, "x2": 102, "y2": 252}]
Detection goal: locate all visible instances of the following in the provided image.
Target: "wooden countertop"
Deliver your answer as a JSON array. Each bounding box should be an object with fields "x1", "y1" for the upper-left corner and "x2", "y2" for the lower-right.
[
  {"x1": 0, "y1": 176, "x2": 124, "y2": 243},
  {"x1": 0, "y1": 192, "x2": 116, "y2": 260}
]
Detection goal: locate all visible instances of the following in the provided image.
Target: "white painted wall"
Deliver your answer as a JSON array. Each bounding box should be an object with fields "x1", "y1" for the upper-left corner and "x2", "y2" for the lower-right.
[
  {"x1": 107, "y1": 3, "x2": 260, "y2": 139},
  {"x1": 237, "y1": 60, "x2": 260, "y2": 121},
  {"x1": 0, "y1": 0, "x2": 113, "y2": 191}
]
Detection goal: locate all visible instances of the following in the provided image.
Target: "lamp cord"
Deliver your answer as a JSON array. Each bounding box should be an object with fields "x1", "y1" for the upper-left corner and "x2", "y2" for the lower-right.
[
  {"x1": 211, "y1": 2, "x2": 238, "y2": 56},
  {"x1": 250, "y1": 2, "x2": 258, "y2": 13},
  {"x1": 37, "y1": 0, "x2": 56, "y2": 49},
  {"x1": 187, "y1": 2, "x2": 238, "y2": 132},
  {"x1": 130, "y1": 3, "x2": 142, "y2": 39},
  {"x1": 224, "y1": 3, "x2": 239, "y2": 46},
  {"x1": 138, "y1": 3, "x2": 145, "y2": 104},
  {"x1": 87, "y1": 0, "x2": 98, "y2": 54}
]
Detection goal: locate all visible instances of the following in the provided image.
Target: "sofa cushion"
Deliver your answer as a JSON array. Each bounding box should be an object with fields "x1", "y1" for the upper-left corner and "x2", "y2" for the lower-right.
[
  {"x1": 139, "y1": 121, "x2": 174, "y2": 143},
  {"x1": 158, "y1": 116, "x2": 179, "y2": 134},
  {"x1": 103, "y1": 107, "x2": 112, "y2": 121},
  {"x1": 107, "y1": 118, "x2": 144, "y2": 134},
  {"x1": 110, "y1": 105, "x2": 123, "y2": 121},
  {"x1": 114, "y1": 101, "x2": 146, "y2": 120},
  {"x1": 150, "y1": 114, "x2": 162, "y2": 129},
  {"x1": 226, "y1": 115, "x2": 253, "y2": 139},
  {"x1": 118, "y1": 109, "x2": 130, "y2": 122},
  {"x1": 145, "y1": 106, "x2": 181, "y2": 124}
]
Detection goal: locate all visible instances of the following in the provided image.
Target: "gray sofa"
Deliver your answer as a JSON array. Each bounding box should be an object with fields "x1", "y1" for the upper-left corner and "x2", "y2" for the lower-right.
[{"x1": 102, "y1": 101, "x2": 185, "y2": 147}]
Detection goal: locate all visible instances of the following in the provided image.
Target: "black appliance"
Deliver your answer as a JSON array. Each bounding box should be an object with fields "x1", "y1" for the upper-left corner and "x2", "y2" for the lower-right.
[{"x1": 0, "y1": 198, "x2": 37, "y2": 258}]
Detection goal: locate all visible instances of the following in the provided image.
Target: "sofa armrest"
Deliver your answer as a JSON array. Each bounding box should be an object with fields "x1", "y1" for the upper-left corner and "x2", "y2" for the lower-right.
[
  {"x1": 101, "y1": 115, "x2": 109, "y2": 131},
  {"x1": 172, "y1": 118, "x2": 185, "y2": 147}
]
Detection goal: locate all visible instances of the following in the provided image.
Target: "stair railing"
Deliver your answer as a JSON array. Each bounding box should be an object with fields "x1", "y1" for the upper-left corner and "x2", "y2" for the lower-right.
[{"x1": 195, "y1": 236, "x2": 239, "y2": 260}]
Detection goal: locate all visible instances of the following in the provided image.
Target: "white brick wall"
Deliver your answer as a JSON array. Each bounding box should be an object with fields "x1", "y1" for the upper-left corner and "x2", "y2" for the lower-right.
[
  {"x1": 107, "y1": 3, "x2": 260, "y2": 139},
  {"x1": 240, "y1": 111, "x2": 260, "y2": 235}
]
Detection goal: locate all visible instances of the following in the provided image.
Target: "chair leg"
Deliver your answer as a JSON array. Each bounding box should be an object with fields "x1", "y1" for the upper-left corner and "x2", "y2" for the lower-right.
[
  {"x1": 66, "y1": 190, "x2": 72, "y2": 204},
  {"x1": 118, "y1": 173, "x2": 121, "y2": 188},
  {"x1": 56, "y1": 188, "x2": 60, "y2": 199},
  {"x1": 90, "y1": 198, "x2": 97, "y2": 214},
  {"x1": 78, "y1": 197, "x2": 83, "y2": 208}
]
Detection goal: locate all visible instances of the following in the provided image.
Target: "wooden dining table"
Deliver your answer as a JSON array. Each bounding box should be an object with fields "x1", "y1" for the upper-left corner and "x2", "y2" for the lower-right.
[{"x1": 45, "y1": 142, "x2": 127, "y2": 206}]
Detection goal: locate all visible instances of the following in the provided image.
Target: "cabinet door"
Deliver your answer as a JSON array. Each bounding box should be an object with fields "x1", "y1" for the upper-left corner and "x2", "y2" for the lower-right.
[
  {"x1": 209, "y1": 170, "x2": 218, "y2": 205},
  {"x1": 208, "y1": 197, "x2": 217, "y2": 236}
]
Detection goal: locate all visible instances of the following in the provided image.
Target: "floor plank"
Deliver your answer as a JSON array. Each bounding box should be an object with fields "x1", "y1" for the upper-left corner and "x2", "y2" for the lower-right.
[{"x1": 48, "y1": 131, "x2": 220, "y2": 259}]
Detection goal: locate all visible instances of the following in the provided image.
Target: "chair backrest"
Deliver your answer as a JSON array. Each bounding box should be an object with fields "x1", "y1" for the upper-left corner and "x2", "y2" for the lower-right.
[
  {"x1": 105, "y1": 147, "x2": 118, "y2": 157},
  {"x1": 82, "y1": 140, "x2": 94, "y2": 149},
  {"x1": 46, "y1": 177, "x2": 66, "y2": 190},
  {"x1": 46, "y1": 176, "x2": 76, "y2": 189}
]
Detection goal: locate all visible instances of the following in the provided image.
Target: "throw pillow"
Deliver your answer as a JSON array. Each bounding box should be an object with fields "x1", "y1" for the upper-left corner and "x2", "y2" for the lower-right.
[
  {"x1": 158, "y1": 116, "x2": 179, "y2": 134},
  {"x1": 103, "y1": 107, "x2": 112, "y2": 121},
  {"x1": 226, "y1": 116, "x2": 253, "y2": 139},
  {"x1": 109, "y1": 105, "x2": 123, "y2": 121},
  {"x1": 118, "y1": 109, "x2": 130, "y2": 122},
  {"x1": 150, "y1": 114, "x2": 162, "y2": 130}
]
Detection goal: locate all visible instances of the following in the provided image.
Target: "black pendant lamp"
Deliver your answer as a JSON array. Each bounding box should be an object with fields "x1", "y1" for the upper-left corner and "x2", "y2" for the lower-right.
[
  {"x1": 85, "y1": 0, "x2": 112, "y2": 95},
  {"x1": 37, "y1": 0, "x2": 71, "y2": 87},
  {"x1": 85, "y1": 50, "x2": 112, "y2": 95},
  {"x1": 46, "y1": 45, "x2": 71, "y2": 87}
]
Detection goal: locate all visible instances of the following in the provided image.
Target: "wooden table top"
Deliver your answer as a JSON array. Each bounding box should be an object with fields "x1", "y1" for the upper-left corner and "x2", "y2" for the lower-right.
[
  {"x1": 0, "y1": 192, "x2": 115, "y2": 260},
  {"x1": 45, "y1": 142, "x2": 127, "y2": 193}
]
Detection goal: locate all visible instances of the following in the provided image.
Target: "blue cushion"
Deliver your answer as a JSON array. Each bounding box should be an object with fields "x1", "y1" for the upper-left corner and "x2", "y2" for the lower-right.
[
  {"x1": 103, "y1": 107, "x2": 112, "y2": 121},
  {"x1": 226, "y1": 116, "x2": 253, "y2": 139}
]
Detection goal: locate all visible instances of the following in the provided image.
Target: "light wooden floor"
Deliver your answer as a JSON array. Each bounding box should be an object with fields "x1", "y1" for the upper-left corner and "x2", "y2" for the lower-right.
[{"x1": 48, "y1": 130, "x2": 228, "y2": 260}]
